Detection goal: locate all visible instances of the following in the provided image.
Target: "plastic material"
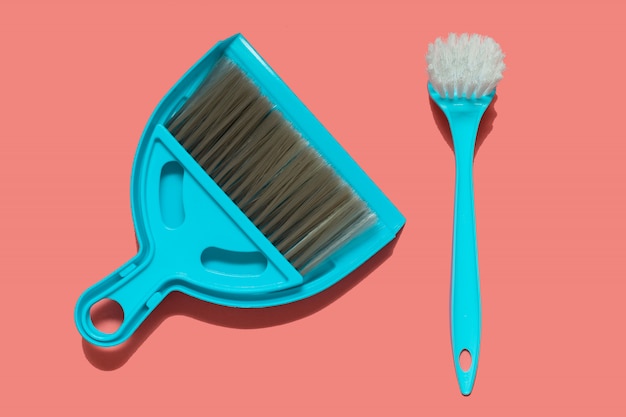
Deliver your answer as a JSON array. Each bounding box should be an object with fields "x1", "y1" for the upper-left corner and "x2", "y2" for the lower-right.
[
  {"x1": 428, "y1": 83, "x2": 494, "y2": 395},
  {"x1": 74, "y1": 34, "x2": 405, "y2": 347}
]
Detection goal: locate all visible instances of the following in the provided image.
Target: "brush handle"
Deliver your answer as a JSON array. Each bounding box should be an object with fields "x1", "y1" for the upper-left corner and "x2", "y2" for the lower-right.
[
  {"x1": 429, "y1": 83, "x2": 494, "y2": 395},
  {"x1": 449, "y1": 111, "x2": 483, "y2": 396}
]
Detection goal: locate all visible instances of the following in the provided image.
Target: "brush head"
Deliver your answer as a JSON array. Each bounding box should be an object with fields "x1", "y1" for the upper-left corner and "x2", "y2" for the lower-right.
[
  {"x1": 426, "y1": 33, "x2": 505, "y2": 99},
  {"x1": 166, "y1": 58, "x2": 376, "y2": 275}
]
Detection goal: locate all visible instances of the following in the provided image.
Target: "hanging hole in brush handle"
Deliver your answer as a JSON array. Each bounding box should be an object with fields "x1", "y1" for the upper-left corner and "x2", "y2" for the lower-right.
[
  {"x1": 454, "y1": 345, "x2": 479, "y2": 396},
  {"x1": 459, "y1": 349, "x2": 472, "y2": 371}
]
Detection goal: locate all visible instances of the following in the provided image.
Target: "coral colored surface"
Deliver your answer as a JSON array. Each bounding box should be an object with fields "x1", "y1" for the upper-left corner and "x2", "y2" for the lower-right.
[{"x1": 1, "y1": 0, "x2": 625, "y2": 415}]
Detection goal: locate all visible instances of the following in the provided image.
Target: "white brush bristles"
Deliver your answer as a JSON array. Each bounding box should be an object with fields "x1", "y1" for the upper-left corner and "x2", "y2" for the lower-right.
[{"x1": 426, "y1": 33, "x2": 505, "y2": 99}]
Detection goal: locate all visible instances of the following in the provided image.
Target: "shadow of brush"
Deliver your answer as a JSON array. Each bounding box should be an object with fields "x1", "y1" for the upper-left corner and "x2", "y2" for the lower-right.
[
  {"x1": 82, "y1": 229, "x2": 403, "y2": 370},
  {"x1": 429, "y1": 94, "x2": 499, "y2": 159}
]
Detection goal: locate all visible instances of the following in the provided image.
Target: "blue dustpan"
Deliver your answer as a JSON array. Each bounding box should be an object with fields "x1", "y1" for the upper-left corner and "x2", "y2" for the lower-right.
[{"x1": 75, "y1": 34, "x2": 405, "y2": 347}]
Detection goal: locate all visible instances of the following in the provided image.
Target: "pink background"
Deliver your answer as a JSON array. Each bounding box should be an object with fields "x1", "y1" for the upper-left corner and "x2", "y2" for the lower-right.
[{"x1": 1, "y1": 0, "x2": 625, "y2": 415}]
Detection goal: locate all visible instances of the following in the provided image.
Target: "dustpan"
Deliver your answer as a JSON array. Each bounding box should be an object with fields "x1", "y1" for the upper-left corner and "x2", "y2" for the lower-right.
[{"x1": 75, "y1": 34, "x2": 405, "y2": 347}]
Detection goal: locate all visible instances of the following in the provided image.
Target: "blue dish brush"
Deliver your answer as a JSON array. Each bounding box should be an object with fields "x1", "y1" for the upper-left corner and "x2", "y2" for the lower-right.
[{"x1": 427, "y1": 33, "x2": 505, "y2": 395}]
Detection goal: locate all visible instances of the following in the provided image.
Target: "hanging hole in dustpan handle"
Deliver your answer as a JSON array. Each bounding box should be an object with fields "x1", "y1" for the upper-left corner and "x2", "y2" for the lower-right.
[
  {"x1": 75, "y1": 257, "x2": 168, "y2": 347},
  {"x1": 89, "y1": 298, "x2": 125, "y2": 334}
]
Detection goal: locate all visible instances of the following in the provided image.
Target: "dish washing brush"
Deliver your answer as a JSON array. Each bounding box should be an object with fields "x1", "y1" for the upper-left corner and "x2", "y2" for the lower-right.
[{"x1": 426, "y1": 33, "x2": 505, "y2": 395}]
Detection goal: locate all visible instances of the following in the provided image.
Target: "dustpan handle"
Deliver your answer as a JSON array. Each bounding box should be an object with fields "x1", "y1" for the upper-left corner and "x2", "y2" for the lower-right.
[{"x1": 74, "y1": 255, "x2": 169, "y2": 347}]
